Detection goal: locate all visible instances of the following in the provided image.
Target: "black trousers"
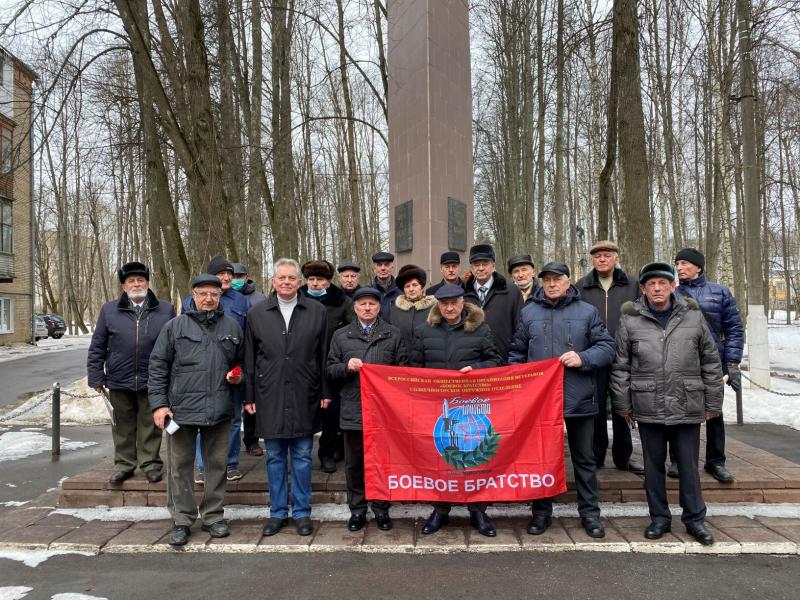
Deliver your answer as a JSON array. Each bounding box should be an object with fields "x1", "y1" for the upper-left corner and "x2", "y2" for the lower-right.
[
  {"x1": 639, "y1": 422, "x2": 706, "y2": 526},
  {"x1": 343, "y1": 430, "x2": 390, "y2": 516},
  {"x1": 592, "y1": 367, "x2": 633, "y2": 467},
  {"x1": 668, "y1": 414, "x2": 726, "y2": 468},
  {"x1": 242, "y1": 409, "x2": 258, "y2": 449},
  {"x1": 533, "y1": 415, "x2": 600, "y2": 518},
  {"x1": 319, "y1": 398, "x2": 344, "y2": 461},
  {"x1": 433, "y1": 502, "x2": 488, "y2": 515}
]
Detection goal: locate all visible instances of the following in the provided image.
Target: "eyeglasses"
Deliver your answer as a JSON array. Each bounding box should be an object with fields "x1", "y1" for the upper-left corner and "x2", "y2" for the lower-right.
[{"x1": 193, "y1": 291, "x2": 221, "y2": 298}]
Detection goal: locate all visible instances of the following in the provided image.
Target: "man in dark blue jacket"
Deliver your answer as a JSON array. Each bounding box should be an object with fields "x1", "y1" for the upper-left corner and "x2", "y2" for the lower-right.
[
  {"x1": 181, "y1": 256, "x2": 250, "y2": 482},
  {"x1": 509, "y1": 262, "x2": 615, "y2": 539},
  {"x1": 87, "y1": 262, "x2": 175, "y2": 484},
  {"x1": 372, "y1": 251, "x2": 401, "y2": 320},
  {"x1": 672, "y1": 248, "x2": 744, "y2": 483}
]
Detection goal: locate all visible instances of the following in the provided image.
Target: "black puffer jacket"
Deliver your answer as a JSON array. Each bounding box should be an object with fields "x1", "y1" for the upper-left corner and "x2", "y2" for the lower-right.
[
  {"x1": 388, "y1": 294, "x2": 437, "y2": 349},
  {"x1": 462, "y1": 272, "x2": 523, "y2": 363},
  {"x1": 410, "y1": 303, "x2": 502, "y2": 370},
  {"x1": 243, "y1": 293, "x2": 331, "y2": 438},
  {"x1": 576, "y1": 267, "x2": 639, "y2": 337},
  {"x1": 87, "y1": 290, "x2": 176, "y2": 391},
  {"x1": 326, "y1": 319, "x2": 409, "y2": 430},
  {"x1": 147, "y1": 305, "x2": 243, "y2": 426}
]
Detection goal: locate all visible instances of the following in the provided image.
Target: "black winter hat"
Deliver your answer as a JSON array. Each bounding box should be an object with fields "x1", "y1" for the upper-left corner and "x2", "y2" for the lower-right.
[
  {"x1": 302, "y1": 260, "x2": 335, "y2": 280},
  {"x1": 207, "y1": 256, "x2": 234, "y2": 275},
  {"x1": 469, "y1": 244, "x2": 496, "y2": 263},
  {"x1": 440, "y1": 252, "x2": 461, "y2": 265},
  {"x1": 396, "y1": 264, "x2": 427, "y2": 290},
  {"x1": 118, "y1": 261, "x2": 150, "y2": 283},
  {"x1": 191, "y1": 273, "x2": 223, "y2": 289},
  {"x1": 337, "y1": 262, "x2": 361, "y2": 273},
  {"x1": 434, "y1": 284, "x2": 465, "y2": 300},
  {"x1": 352, "y1": 286, "x2": 382, "y2": 302},
  {"x1": 639, "y1": 262, "x2": 676, "y2": 284},
  {"x1": 372, "y1": 251, "x2": 395, "y2": 263},
  {"x1": 539, "y1": 261, "x2": 570, "y2": 278},
  {"x1": 674, "y1": 248, "x2": 705, "y2": 271}
]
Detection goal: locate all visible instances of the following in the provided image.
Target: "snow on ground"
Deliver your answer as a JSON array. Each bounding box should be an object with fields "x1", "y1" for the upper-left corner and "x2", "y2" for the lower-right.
[
  {"x1": 0, "y1": 501, "x2": 29, "y2": 507},
  {"x1": 723, "y1": 378, "x2": 800, "y2": 429},
  {"x1": 0, "y1": 432, "x2": 96, "y2": 462},
  {"x1": 51, "y1": 595, "x2": 108, "y2": 600},
  {"x1": 0, "y1": 588, "x2": 33, "y2": 600},
  {"x1": 1, "y1": 379, "x2": 111, "y2": 427},
  {"x1": 0, "y1": 550, "x2": 94, "y2": 568},
  {"x1": 0, "y1": 335, "x2": 91, "y2": 364}
]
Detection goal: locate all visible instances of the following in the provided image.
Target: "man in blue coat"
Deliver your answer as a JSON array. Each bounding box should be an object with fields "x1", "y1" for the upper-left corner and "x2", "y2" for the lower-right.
[
  {"x1": 509, "y1": 262, "x2": 615, "y2": 539},
  {"x1": 87, "y1": 262, "x2": 175, "y2": 484},
  {"x1": 671, "y1": 248, "x2": 744, "y2": 483}
]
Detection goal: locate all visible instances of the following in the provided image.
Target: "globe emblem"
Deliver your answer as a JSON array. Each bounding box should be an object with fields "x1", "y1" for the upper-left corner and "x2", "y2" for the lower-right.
[{"x1": 433, "y1": 404, "x2": 492, "y2": 456}]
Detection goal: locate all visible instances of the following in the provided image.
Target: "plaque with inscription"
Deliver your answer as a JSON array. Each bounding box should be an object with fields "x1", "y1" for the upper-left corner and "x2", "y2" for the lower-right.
[
  {"x1": 448, "y1": 197, "x2": 467, "y2": 251},
  {"x1": 395, "y1": 199, "x2": 413, "y2": 253}
]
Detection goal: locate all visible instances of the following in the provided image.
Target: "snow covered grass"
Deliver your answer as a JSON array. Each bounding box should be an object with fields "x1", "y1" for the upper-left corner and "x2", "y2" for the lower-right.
[
  {"x1": 1, "y1": 379, "x2": 111, "y2": 426},
  {"x1": 0, "y1": 335, "x2": 91, "y2": 364},
  {"x1": 0, "y1": 432, "x2": 96, "y2": 462}
]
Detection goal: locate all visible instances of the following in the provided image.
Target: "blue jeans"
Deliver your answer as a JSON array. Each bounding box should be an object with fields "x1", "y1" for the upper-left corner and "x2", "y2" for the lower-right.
[
  {"x1": 265, "y1": 435, "x2": 313, "y2": 519},
  {"x1": 196, "y1": 398, "x2": 243, "y2": 471}
]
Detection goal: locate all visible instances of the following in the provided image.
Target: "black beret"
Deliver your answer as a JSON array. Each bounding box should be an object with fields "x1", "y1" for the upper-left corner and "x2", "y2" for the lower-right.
[
  {"x1": 352, "y1": 286, "x2": 382, "y2": 302},
  {"x1": 118, "y1": 261, "x2": 149, "y2": 283}
]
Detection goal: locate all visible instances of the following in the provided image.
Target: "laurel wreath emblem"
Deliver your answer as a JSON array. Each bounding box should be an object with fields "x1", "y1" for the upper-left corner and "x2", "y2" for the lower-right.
[{"x1": 441, "y1": 425, "x2": 501, "y2": 470}]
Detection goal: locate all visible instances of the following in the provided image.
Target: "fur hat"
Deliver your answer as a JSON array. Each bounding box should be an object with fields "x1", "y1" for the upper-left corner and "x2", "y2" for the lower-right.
[
  {"x1": 118, "y1": 261, "x2": 149, "y2": 283},
  {"x1": 396, "y1": 264, "x2": 427, "y2": 290},
  {"x1": 301, "y1": 260, "x2": 335, "y2": 280}
]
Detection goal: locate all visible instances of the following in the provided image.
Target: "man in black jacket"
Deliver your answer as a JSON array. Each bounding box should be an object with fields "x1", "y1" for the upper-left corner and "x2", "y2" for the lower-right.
[
  {"x1": 372, "y1": 251, "x2": 401, "y2": 320},
  {"x1": 149, "y1": 274, "x2": 243, "y2": 547},
  {"x1": 427, "y1": 252, "x2": 464, "y2": 296},
  {"x1": 327, "y1": 286, "x2": 409, "y2": 532},
  {"x1": 301, "y1": 259, "x2": 354, "y2": 473},
  {"x1": 244, "y1": 258, "x2": 331, "y2": 537},
  {"x1": 576, "y1": 240, "x2": 643, "y2": 475},
  {"x1": 87, "y1": 262, "x2": 175, "y2": 484},
  {"x1": 337, "y1": 262, "x2": 362, "y2": 298},
  {"x1": 411, "y1": 284, "x2": 503, "y2": 537},
  {"x1": 462, "y1": 244, "x2": 523, "y2": 362}
]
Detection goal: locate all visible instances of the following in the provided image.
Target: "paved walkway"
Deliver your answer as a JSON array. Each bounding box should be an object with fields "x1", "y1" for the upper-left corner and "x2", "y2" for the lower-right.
[{"x1": 1, "y1": 507, "x2": 799, "y2": 555}]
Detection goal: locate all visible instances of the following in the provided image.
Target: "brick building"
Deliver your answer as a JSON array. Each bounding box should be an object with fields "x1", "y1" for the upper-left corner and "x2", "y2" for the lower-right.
[{"x1": 0, "y1": 47, "x2": 37, "y2": 345}]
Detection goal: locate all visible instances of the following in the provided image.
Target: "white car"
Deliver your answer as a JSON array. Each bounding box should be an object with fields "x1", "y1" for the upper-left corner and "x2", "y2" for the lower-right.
[{"x1": 34, "y1": 315, "x2": 48, "y2": 341}]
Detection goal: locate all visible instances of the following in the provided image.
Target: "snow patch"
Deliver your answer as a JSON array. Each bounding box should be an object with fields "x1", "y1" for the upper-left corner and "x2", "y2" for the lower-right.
[
  {"x1": 0, "y1": 501, "x2": 29, "y2": 507},
  {"x1": 0, "y1": 587, "x2": 32, "y2": 600},
  {"x1": 0, "y1": 550, "x2": 93, "y2": 567},
  {"x1": 0, "y1": 379, "x2": 111, "y2": 426},
  {"x1": 51, "y1": 595, "x2": 108, "y2": 600},
  {"x1": 0, "y1": 335, "x2": 91, "y2": 364},
  {"x1": 0, "y1": 432, "x2": 96, "y2": 462}
]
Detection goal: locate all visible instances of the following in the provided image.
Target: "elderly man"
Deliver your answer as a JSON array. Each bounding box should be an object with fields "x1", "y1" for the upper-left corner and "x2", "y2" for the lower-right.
[
  {"x1": 611, "y1": 263, "x2": 722, "y2": 545},
  {"x1": 88, "y1": 262, "x2": 175, "y2": 484},
  {"x1": 148, "y1": 274, "x2": 243, "y2": 547},
  {"x1": 327, "y1": 286, "x2": 409, "y2": 532},
  {"x1": 509, "y1": 262, "x2": 615, "y2": 539},
  {"x1": 411, "y1": 284, "x2": 503, "y2": 537},
  {"x1": 182, "y1": 256, "x2": 250, "y2": 483},
  {"x1": 337, "y1": 262, "x2": 362, "y2": 298},
  {"x1": 427, "y1": 252, "x2": 464, "y2": 296},
  {"x1": 670, "y1": 248, "x2": 744, "y2": 483},
  {"x1": 576, "y1": 240, "x2": 643, "y2": 475},
  {"x1": 507, "y1": 254, "x2": 538, "y2": 303},
  {"x1": 244, "y1": 258, "x2": 331, "y2": 537},
  {"x1": 371, "y1": 251, "x2": 401, "y2": 320},
  {"x1": 231, "y1": 262, "x2": 266, "y2": 307},
  {"x1": 301, "y1": 259, "x2": 354, "y2": 473},
  {"x1": 462, "y1": 244, "x2": 524, "y2": 362}
]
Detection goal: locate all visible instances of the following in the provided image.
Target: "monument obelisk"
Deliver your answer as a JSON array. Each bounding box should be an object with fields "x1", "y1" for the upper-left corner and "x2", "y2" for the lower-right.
[{"x1": 387, "y1": 0, "x2": 474, "y2": 277}]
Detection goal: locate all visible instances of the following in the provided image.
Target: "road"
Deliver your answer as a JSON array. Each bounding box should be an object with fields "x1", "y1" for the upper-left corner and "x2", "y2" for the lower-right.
[
  {"x1": 0, "y1": 348, "x2": 88, "y2": 409},
  {"x1": 0, "y1": 552, "x2": 797, "y2": 599}
]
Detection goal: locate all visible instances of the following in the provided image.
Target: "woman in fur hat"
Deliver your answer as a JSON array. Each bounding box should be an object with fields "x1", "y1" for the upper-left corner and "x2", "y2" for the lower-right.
[{"x1": 387, "y1": 264, "x2": 437, "y2": 348}]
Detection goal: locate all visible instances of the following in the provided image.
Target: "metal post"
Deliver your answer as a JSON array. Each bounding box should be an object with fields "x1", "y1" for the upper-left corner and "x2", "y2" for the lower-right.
[
  {"x1": 52, "y1": 382, "x2": 60, "y2": 456},
  {"x1": 736, "y1": 387, "x2": 744, "y2": 426}
]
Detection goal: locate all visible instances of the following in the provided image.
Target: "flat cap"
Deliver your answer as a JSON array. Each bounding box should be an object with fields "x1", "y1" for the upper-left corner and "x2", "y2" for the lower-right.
[
  {"x1": 589, "y1": 240, "x2": 619, "y2": 255},
  {"x1": 191, "y1": 273, "x2": 223, "y2": 289},
  {"x1": 507, "y1": 254, "x2": 535, "y2": 273},
  {"x1": 352, "y1": 286, "x2": 382, "y2": 302},
  {"x1": 372, "y1": 251, "x2": 395, "y2": 263},
  {"x1": 337, "y1": 262, "x2": 361, "y2": 273},
  {"x1": 440, "y1": 251, "x2": 461, "y2": 265},
  {"x1": 231, "y1": 262, "x2": 247, "y2": 276},
  {"x1": 469, "y1": 244, "x2": 496, "y2": 263},
  {"x1": 434, "y1": 283, "x2": 465, "y2": 300},
  {"x1": 639, "y1": 262, "x2": 676, "y2": 284},
  {"x1": 538, "y1": 261, "x2": 570, "y2": 278}
]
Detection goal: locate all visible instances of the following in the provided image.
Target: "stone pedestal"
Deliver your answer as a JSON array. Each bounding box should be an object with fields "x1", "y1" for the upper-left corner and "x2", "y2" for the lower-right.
[{"x1": 388, "y1": 0, "x2": 474, "y2": 276}]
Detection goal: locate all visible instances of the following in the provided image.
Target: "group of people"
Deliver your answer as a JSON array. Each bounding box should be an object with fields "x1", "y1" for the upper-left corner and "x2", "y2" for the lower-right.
[{"x1": 87, "y1": 240, "x2": 743, "y2": 548}]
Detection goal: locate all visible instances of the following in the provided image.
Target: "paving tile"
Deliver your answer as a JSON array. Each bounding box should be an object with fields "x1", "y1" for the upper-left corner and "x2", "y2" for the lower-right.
[
  {"x1": 702, "y1": 489, "x2": 764, "y2": 503},
  {"x1": 763, "y1": 489, "x2": 800, "y2": 503},
  {"x1": 362, "y1": 520, "x2": 415, "y2": 553},
  {"x1": 707, "y1": 515, "x2": 763, "y2": 528},
  {"x1": 513, "y1": 517, "x2": 574, "y2": 551},
  {"x1": 154, "y1": 527, "x2": 211, "y2": 552},
  {"x1": 719, "y1": 526, "x2": 797, "y2": 554},
  {"x1": 104, "y1": 526, "x2": 171, "y2": 552},
  {"x1": 466, "y1": 518, "x2": 521, "y2": 552},
  {"x1": 208, "y1": 523, "x2": 262, "y2": 550},
  {"x1": 128, "y1": 519, "x2": 173, "y2": 530},
  {"x1": 311, "y1": 521, "x2": 364, "y2": 552},
  {"x1": 757, "y1": 526, "x2": 800, "y2": 546},
  {"x1": 414, "y1": 521, "x2": 468, "y2": 553},
  {"x1": 50, "y1": 522, "x2": 130, "y2": 552},
  {"x1": 754, "y1": 517, "x2": 800, "y2": 528},
  {"x1": 0, "y1": 524, "x2": 72, "y2": 548},
  {"x1": 763, "y1": 467, "x2": 800, "y2": 487},
  {"x1": 609, "y1": 516, "x2": 653, "y2": 528},
  {"x1": 0, "y1": 508, "x2": 52, "y2": 529},
  {"x1": 256, "y1": 525, "x2": 313, "y2": 552},
  {"x1": 565, "y1": 521, "x2": 630, "y2": 552},
  {"x1": 123, "y1": 492, "x2": 149, "y2": 506},
  {"x1": 616, "y1": 527, "x2": 685, "y2": 554},
  {"x1": 671, "y1": 523, "x2": 740, "y2": 554},
  {"x1": 58, "y1": 490, "x2": 124, "y2": 508}
]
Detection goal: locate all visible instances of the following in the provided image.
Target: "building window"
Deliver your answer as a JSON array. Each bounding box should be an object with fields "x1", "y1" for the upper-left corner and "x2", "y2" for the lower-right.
[
  {"x1": 0, "y1": 198, "x2": 10, "y2": 254},
  {"x1": 0, "y1": 297, "x2": 11, "y2": 333},
  {"x1": 0, "y1": 128, "x2": 10, "y2": 174}
]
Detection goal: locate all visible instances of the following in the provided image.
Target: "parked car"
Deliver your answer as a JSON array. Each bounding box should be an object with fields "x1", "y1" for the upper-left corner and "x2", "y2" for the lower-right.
[
  {"x1": 34, "y1": 315, "x2": 48, "y2": 341},
  {"x1": 39, "y1": 313, "x2": 67, "y2": 339}
]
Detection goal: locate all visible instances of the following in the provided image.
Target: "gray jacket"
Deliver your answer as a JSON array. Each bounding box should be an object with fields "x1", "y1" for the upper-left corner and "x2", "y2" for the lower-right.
[{"x1": 610, "y1": 295, "x2": 723, "y2": 425}]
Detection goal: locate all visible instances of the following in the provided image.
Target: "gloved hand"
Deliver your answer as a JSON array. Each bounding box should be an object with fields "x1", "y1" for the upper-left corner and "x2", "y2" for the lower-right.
[{"x1": 726, "y1": 363, "x2": 741, "y2": 392}]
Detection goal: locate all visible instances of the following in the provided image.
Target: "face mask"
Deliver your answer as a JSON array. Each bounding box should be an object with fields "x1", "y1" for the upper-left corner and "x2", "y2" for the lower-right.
[
  {"x1": 307, "y1": 288, "x2": 327, "y2": 297},
  {"x1": 230, "y1": 279, "x2": 245, "y2": 291}
]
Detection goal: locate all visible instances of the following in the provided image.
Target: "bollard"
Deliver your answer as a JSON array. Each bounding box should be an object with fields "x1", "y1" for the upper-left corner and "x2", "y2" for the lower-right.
[
  {"x1": 736, "y1": 387, "x2": 743, "y2": 426},
  {"x1": 52, "y1": 382, "x2": 61, "y2": 456}
]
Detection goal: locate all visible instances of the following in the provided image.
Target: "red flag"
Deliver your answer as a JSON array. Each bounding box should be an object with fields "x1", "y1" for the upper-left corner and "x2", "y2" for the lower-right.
[{"x1": 361, "y1": 358, "x2": 567, "y2": 503}]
